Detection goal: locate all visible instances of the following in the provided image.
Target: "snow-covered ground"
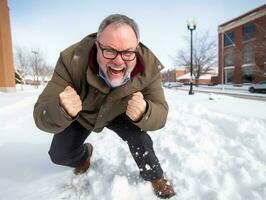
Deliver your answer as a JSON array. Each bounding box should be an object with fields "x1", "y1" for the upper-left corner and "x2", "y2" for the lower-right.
[
  {"x1": 0, "y1": 85, "x2": 266, "y2": 200},
  {"x1": 175, "y1": 84, "x2": 266, "y2": 97}
]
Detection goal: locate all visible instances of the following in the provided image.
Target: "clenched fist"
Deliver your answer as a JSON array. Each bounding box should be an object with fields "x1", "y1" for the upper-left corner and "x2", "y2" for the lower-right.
[
  {"x1": 126, "y1": 92, "x2": 147, "y2": 122},
  {"x1": 59, "y1": 86, "x2": 82, "y2": 118}
]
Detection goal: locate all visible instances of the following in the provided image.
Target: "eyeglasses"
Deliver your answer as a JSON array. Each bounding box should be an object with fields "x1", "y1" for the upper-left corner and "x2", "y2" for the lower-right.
[{"x1": 97, "y1": 41, "x2": 137, "y2": 61}]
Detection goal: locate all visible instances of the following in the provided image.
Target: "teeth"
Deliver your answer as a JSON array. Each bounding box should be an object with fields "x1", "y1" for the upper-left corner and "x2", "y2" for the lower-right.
[{"x1": 110, "y1": 67, "x2": 124, "y2": 71}]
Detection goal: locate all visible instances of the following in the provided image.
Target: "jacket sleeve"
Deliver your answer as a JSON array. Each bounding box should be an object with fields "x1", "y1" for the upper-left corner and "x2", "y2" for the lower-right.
[
  {"x1": 33, "y1": 53, "x2": 76, "y2": 134},
  {"x1": 133, "y1": 74, "x2": 168, "y2": 131}
]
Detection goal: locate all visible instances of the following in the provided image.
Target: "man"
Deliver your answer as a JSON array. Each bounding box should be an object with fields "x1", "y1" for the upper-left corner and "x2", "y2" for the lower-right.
[{"x1": 33, "y1": 14, "x2": 175, "y2": 199}]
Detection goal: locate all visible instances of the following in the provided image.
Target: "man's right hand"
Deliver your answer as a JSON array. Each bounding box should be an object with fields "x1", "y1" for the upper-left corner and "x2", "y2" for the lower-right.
[{"x1": 59, "y1": 86, "x2": 82, "y2": 118}]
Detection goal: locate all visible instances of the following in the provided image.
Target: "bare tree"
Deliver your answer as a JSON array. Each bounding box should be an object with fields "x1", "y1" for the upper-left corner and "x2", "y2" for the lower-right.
[
  {"x1": 173, "y1": 32, "x2": 217, "y2": 85},
  {"x1": 14, "y1": 47, "x2": 31, "y2": 90},
  {"x1": 38, "y1": 63, "x2": 54, "y2": 84},
  {"x1": 29, "y1": 50, "x2": 45, "y2": 88},
  {"x1": 14, "y1": 47, "x2": 30, "y2": 82},
  {"x1": 14, "y1": 47, "x2": 53, "y2": 88}
]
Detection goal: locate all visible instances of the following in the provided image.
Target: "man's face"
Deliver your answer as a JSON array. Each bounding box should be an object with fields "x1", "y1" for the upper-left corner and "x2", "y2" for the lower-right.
[{"x1": 96, "y1": 24, "x2": 138, "y2": 87}]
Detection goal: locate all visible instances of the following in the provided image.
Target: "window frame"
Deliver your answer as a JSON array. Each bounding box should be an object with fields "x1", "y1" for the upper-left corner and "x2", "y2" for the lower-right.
[
  {"x1": 224, "y1": 31, "x2": 235, "y2": 47},
  {"x1": 243, "y1": 24, "x2": 256, "y2": 41}
]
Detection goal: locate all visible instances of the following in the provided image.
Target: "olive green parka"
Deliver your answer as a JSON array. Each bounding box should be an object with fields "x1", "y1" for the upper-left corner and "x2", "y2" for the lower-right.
[{"x1": 33, "y1": 33, "x2": 168, "y2": 133}]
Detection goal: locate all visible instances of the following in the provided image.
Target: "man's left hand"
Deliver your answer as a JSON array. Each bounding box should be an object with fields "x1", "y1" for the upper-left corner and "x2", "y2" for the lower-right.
[{"x1": 126, "y1": 92, "x2": 147, "y2": 122}]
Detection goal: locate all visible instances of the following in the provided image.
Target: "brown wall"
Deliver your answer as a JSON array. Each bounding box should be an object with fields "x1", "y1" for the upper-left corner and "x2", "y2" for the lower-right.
[
  {"x1": 176, "y1": 70, "x2": 186, "y2": 78},
  {"x1": 217, "y1": 34, "x2": 223, "y2": 84},
  {"x1": 161, "y1": 69, "x2": 177, "y2": 82},
  {"x1": 218, "y1": 11, "x2": 266, "y2": 84},
  {"x1": 254, "y1": 15, "x2": 266, "y2": 83},
  {"x1": 0, "y1": 0, "x2": 16, "y2": 92},
  {"x1": 234, "y1": 27, "x2": 243, "y2": 84},
  {"x1": 179, "y1": 78, "x2": 212, "y2": 85},
  {"x1": 211, "y1": 76, "x2": 220, "y2": 85}
]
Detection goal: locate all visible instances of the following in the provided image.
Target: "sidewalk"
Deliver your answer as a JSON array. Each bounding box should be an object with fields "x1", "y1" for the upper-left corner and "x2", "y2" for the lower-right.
[{"x1": 173, "y1": 84, "x2": 266, "y2": 101}]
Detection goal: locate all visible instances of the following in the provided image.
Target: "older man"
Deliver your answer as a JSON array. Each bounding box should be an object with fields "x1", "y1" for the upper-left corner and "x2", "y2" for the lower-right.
[{"x1": 33, "y1": 14, "x2": 175, "y2": 199}]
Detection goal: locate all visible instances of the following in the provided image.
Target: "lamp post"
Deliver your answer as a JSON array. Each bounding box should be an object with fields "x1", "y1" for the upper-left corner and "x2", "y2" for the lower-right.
[{"x1": 187, "y1": 20, "x2": 196, "y2": 95}]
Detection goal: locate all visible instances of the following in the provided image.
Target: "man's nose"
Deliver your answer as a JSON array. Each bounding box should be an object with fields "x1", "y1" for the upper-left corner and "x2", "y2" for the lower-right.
[{"x1": 112, "y1": 53, "x2": 124, "y2": 65}]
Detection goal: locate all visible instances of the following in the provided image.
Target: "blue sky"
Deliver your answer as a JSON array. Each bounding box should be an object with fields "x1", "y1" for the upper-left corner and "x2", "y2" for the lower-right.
[{"x1": 8, "y1": 0, "x2": 266, "y2": 69}]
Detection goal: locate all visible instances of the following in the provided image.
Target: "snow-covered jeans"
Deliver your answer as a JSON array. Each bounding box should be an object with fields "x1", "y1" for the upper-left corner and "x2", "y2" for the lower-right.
[{"x1": 48, "y1": 113, "x2": 163, "y2": 182}]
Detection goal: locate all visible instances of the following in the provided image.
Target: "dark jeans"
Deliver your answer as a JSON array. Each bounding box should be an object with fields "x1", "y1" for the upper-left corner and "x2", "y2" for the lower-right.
[{"x1": 49, "y1": 114, "x2": 163, "y2": 181}]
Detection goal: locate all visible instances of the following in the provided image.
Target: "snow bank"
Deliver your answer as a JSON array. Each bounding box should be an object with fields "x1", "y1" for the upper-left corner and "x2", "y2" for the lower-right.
[{"x1": 0, "y1": 86, "x2": 266, "y2": 200}]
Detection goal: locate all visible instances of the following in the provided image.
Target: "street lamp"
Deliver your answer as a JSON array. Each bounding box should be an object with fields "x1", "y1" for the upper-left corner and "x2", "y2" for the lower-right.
[{"x1": 187, "y1": 20, "x2": 196, "y2": 95}]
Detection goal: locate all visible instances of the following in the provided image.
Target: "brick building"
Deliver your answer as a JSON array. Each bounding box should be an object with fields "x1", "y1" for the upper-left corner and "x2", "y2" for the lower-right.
[
  {"x1": 161, "y1": 69, "x2": 178, "y2": 83},
  {"x1": 0, "y1": 0, "x2": 16, "y2": 92},
  {"x1": 161, "y1": 67, "x2": 217, "y2": 85},
  {"x1": 217, "y1": 4, "x2": 266, "y2": 85},
  {"x1": 178, "y1": 69, "x2": 218, "y2": 85},
  {"x1": 161, "y1": 68, "x2": 188, "y2": 83}
]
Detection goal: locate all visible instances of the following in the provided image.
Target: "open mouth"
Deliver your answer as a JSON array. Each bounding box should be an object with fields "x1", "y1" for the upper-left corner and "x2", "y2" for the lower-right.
[{"x1": 108, "y1": 66, "x2": 125, "y2": 77}]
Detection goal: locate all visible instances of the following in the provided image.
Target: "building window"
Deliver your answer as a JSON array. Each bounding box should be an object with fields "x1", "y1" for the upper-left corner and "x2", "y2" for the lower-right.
[
  {"x1": 224, "y1": 32, "x2": 235, "y2": 47},
  {"x1": 242, "y1": 44, "x2": 255, "y2": 64},
  {"x1": 224, "y1": 49, "x2": 234, "y2": 66},
  {"x1": 242, "y1": 65, "x2": 254, "y2": 83},
  {"x1": 264, "y1": 62, "x2": 266, "y2": 77},
  {"x1": 243, "y1": 24, "x2": 256, "y2": 41},
  {"x1": 225, "y1": 67, "x2": 234, "y2": 84}
]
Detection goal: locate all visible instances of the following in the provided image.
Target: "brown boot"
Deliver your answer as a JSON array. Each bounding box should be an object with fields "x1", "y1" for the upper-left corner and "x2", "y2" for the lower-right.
[
  {"x1": 74, "y1": 143, "x2": 93, "y2": 175},
  {"x1": 151, "y1": 176, "x2": 176, "y2": 199}
]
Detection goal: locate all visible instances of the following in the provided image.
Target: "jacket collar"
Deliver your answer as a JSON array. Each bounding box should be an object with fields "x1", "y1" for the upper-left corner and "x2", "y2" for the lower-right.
[{"x1": 83, "y1": 33, "x2": 164, "y2": 97}]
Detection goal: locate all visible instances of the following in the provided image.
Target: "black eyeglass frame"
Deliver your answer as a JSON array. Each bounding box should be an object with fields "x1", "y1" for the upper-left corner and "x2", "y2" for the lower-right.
[{"x1": 97, "y1": 41, "x2": 138, "y2": 61}]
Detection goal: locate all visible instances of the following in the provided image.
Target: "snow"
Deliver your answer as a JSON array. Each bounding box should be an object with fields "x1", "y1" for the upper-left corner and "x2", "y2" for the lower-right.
[
  {"x1": 0, "y1": 85, "x2": 266, "y2": 200},
  {"x1": 177, "y1": 84, "x2": 266, "y2": 100}
]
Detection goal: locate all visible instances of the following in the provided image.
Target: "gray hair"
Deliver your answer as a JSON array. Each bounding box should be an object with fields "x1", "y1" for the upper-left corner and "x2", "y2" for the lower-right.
[{"x1": 97, "y1": 14, "x2": 140, "y2": 42}]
